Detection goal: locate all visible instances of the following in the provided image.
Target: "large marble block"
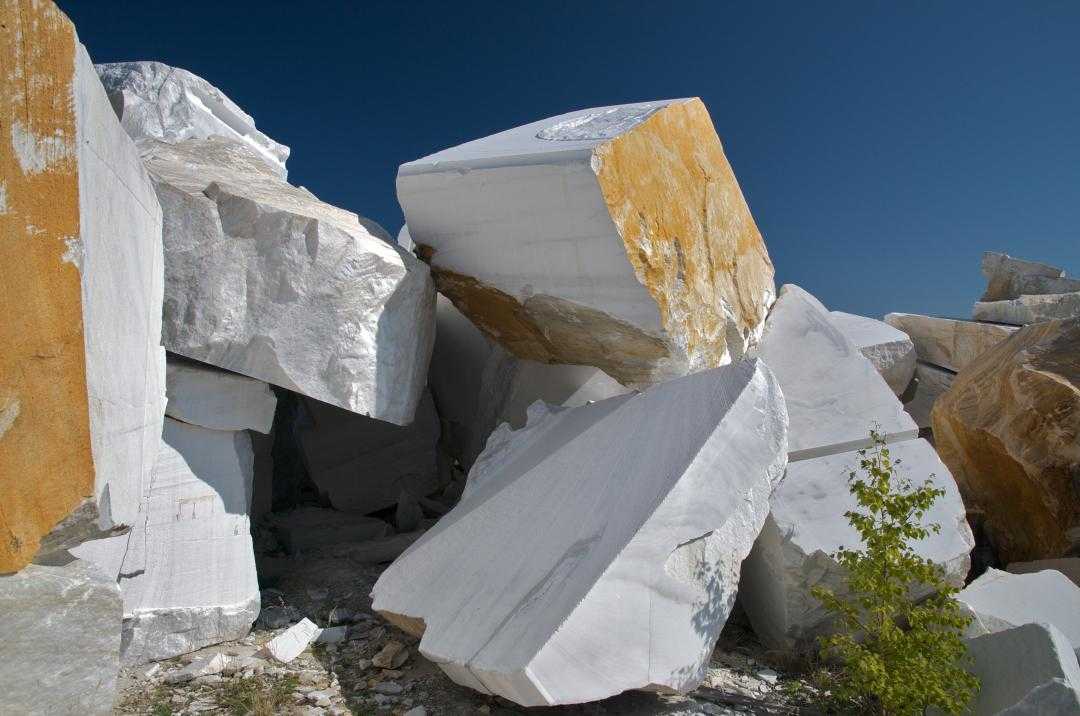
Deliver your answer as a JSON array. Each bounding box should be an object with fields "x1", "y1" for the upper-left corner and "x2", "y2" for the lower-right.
[
  {"x1": 371, "y1": 359, "x2": 788, "y2": 706},
  {"x1": 965, "y1": 623, "x2": 1080, "y2": 715},
  {"x1": 0, "y1": 559, "x2": 122, "y2": 716},
  {"x1": 902, "y1": 360, "x2": 956, "y2": 430},
  {"x1": 0, "y1": 1, "x2": 165, "y2": 571},
  {"x1": 756, "y1": 285, "x2": 917, "y2": 461},
  {"x1": 139, "y1": 136, "x2": 435, "y2": 425},
  {"x1": 740, "y1": 439, "x2": 973, "y2": 650},
  {"x1": 980, "y1": 251, "x2": 1080, "y2": 302},
  {"x1": 829, "y1": 311, "x2": 916, "y2": 394},
  {"x1": 973, "y1": 292, "x2": 1080, "y2": 325},
  {"x1": 884, "y1": 313, "x2": 1018, "y2": 372},
  {"x1": 165, "y1": 355, "x2": 276, "y2": 433},
  {"x1": 399, "y1": 99, "x2": 776, "y2": 388}
]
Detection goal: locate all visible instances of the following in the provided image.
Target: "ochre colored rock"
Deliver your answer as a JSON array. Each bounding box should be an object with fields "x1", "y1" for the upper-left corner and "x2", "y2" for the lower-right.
[{"x1": 932, "y1": 318, "x2": 1080, "y2": 562}]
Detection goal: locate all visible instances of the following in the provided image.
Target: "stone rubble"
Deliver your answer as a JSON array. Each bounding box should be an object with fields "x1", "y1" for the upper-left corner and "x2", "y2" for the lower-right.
[{"x1": 829, "y1": 310, "x2": 916, "y2": 395}]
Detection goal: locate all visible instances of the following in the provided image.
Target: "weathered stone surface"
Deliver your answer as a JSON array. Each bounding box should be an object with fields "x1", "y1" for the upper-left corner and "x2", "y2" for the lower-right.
[
  {"x1": 902, "y1": 360, "x2": 956, "y2": 430},
  {"x1": 828, "y1": 311, "x2": 916, "y2": 394},
  {"x1": 399, "y1": 99, "x2": 775, "y2": 388},
  {"x1": 73, "y1": 417, "x2": 260, "y2": 664},
  {"x1": 981, "y1": 251, "x2": 1080, "y2": 302},
  {"x1": 269, "y1": 507, "x2": 389, "y2": 554},
  {"x1": 973, "y1": 292, "x2": 1080, "y2": 325},
  {"x1": 0, "y1": 1, "x2": 165, "y2": 571},
  {"x1": 756, "y1": 285, "x2": 917, "y2": 461},
  {"x1": 957, "y1": 569, "x2": 1080, "y2": 656},
  {"x1": 136, "y1": 136, "x2": 435, "y2": 424},
  {"x1": 965, "y1": 622, "x2": 1080, "y2": 715},
  {"x1": 739, "y1": 439, "x2": 973, "y2": 650},
  {"x1": 932, "y1": 318, "x2": 1080, "y2": 561},
  {"x1": 372, "y1": 359, "x2": 788, "y2": 706},
  {"x1": 1008, "y1": 559, "x2": 1080, "y2": 589},
  {"x1": 299, "y1": 389, "x2": 444, "y2": 513},
  {"x1": 165, "y1": 355, "x2": 276, "y2": 433},
  {"x1": 0, "y1": 558, "x2": 122, "y2": 715},
  {"x1": 884, "y1": 312, "x2": 1018, "y2": 372}
]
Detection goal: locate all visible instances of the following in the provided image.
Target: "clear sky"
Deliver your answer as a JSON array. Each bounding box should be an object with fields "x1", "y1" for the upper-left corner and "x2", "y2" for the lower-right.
[{"x1": 61, "y1": 1, "x2": 1080, "y2": 320}]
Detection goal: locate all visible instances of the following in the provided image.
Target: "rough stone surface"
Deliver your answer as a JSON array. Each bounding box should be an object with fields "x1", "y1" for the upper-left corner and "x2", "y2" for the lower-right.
[
  {"x1": 740, "y1": 439, "x2": 973, "y2": 650},
  {"x1": 133, "y1": 129, "x2": 435, "y2": 424},
  {"x1": 981, "y1": 251, "x2": 1080, "y2": 302},
  {"x1": 932, "y1": 318, "x2": 1080, "y2": 561},
  {"x1": 756, "y1": 285, "x2": 917, "y2": 461},
  {"x1": 884, "y1": 312, "x2": 1018, "y2": 372},
  {"x1": 828, "y1": 311, "x2": 916, "y2": 394},
  {"x1": 165, "y1": 355, "x2": 276, "y2": 433},
  {"x1": 400, "y1": 99, "x2": 775, "y2": 388},
  {"x1": 973, "y1": 291, "x2": 1080, "y2": 325},
  {"x1": 901, "y1": 360, "x2": 956, "y2": 430},
  {"x1": 965, "y1": 622, "x2": 1080, "y2": 715},
  {"x1": 372, "y1": 359, "x2": 788, "y2": 706},
  {"x1": 0, "y1": 3, "x2": 165, "y2": 571},
  {"x1": 1008, "y1": 559, "x2": 1080, "y2": 589},
  {"x1": 0, "y1": 559, "x2": 122, "y2": 715}
]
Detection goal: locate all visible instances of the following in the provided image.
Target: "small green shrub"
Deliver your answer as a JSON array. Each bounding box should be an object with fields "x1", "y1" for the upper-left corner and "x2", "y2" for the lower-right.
[{"x1": 810, "y1": 429, "x2": 979, "y2": 715}]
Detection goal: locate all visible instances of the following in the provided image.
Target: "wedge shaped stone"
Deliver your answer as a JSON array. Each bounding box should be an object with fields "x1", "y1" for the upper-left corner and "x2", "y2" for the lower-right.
[
  {"x1": 165, "y1": 355, "x2": 276, "y2": 433},
  {"x1": 884, "y1": 313, "x2": 1018, "y2": 372},
  {"x1": 829, "y1": 311, "x2": 916, "y2": 394},
  {"x1": 756, "y1": 285, "x2": 917, "y2": 461},
  {"x1": 96, "y1": 61, "x2": 290, "y2": 177},
  {"x1": 0, "y1": 559, "x2": 121, "y2": 716},
  {"x1": 740, "y1": 439, "x2": 973, "y2": 650},
  {"x1": 399, "y1": 99, "x2": 776, "y2": 387},
  {"x1": 0, "y1": 1, "x2": 165, "y2": 571},
  {"x1": 371, "y1": 359, "x2": 788, "y2": 706},
  {"x1": 933, "y1": 319, "x2": 1080, "y2": 561},
  {"x1": 138, "y1": 136, "x2": 434, "y2": 424},
  {"x1": 981, "y1": 251, "x2": 1080, "y2": 302},
  {"x1": 973, "y1": 292, "x2": 1080, "y2": 325},
  {"x1": 966, "y1": 622, "x2": 1080, "y2": 715},
  {"x1": 902, "y1": 360, "x2": 956, "y2": 429}
]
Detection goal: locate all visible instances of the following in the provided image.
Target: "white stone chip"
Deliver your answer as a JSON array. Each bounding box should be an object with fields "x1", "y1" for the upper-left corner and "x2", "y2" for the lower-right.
[
  {"x1": 829, "y1": 311, "x2": 916, "y2": 394},
  {"x1": 165, "y1": 356, "x2": 276, "y2": 433},
  {"x1": 263, "y1": 619, "x2": 321, "y2": 663}
]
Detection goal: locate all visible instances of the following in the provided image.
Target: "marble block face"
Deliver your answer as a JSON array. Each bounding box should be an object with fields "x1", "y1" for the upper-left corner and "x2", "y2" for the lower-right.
[
  {"x1": 372, "y1": 359, "x2": 788, "y2": 706},
  {"x1": 829, "y1": 311, "x2": 916, "y2": 394},
  {"x1": 399, "y1": 99, "x2": 776, "y2": 388},
  {"x1": 884, "y1": 313, "x2": 1018, "y2": 373},
  {"x1": 965, "y1": 623, "x2": 1080, "y2": 715},
  {"x1": 165, "y1": 355, "x2": 277, "y2": 433}
]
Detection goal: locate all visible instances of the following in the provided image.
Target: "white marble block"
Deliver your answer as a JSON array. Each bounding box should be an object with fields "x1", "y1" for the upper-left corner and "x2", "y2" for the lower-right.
[
  {"x1": 829, "y1": 311, "x2": 916, "y2": 394},
  {"x1": 756, "y1": 285, "x2": 917, "y2": 461},
  {"x1": 399, "y1": 99, "x2": 776, "y2": 388},
  {"x1": 739, "y1": 439, "x2": 974, "y2": 650},
  {"x1": 965, "y1": 623, "x2": 1080, "y2": 715},
  {"x1": 371, "y1": 359, "x2": 788, "y2": 706},
  {"x1": 165, "y1": 355, "x2": 276, "y2": 433},
  {"x1": 972, "y1": 292, "x2": 1080, "y2": 325},
  {"x1": 884, "y1": 312, "x2": 1018, "y2": 372},
  {"x1": 0, "y1": 559, "x2": 122, "y2": 716}
]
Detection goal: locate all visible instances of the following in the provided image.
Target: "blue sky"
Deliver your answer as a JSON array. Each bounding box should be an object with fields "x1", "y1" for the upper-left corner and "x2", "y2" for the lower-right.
[{"x1": 62, "y1": 1, "x2": 1080, "y2": 320}]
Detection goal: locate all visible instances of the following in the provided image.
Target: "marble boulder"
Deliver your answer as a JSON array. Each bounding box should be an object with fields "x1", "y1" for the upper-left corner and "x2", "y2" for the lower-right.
[
  {"x1": 884, "y1": 312, "x2": 1018, "y2": 372},
  {"x1": 973, "y1": 291, "x2": 1080, "y2": 325},
  {"x1": 829, "y1": 311, "x2": 916, "y2": 394},
  {"x1": 371, "y1": 359, "x2": 788, "y2": 706},
  {"x1": 980, "y1": 251, "x2": 1080, "y2": 302},
  {"x1": 165, "y1": 355, "x2": 276, "y2": 433},
  {"x1": 965, "y1": 623, "x2": 1080, "y2": 715}
]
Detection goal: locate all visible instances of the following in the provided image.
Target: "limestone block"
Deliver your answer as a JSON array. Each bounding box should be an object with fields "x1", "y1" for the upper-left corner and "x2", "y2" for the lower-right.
[
  {"x1": 756, "y1": 285, "x2": 917, "y2": 461},
  {"x1": 739, "y1": 439, "x2": 973, "y2": 650},
  {"x1": 902, "y1": 360, "x2": 956, "y2": 430},
  {"x1": 981, "y1": 251, "x2": 1080, "y2": 302},
  {"x1": 139, "y1": 136, "x2": 435, "y2": 424},
  {"x1": 399, "y1": 99, "x2": 776, "y2": 388},
  {"x1": 829, "y1": 311, "x2": 916, "y2": 394},
  {"x1": 884, "y1": 312, "x2": 1018, "y2": 372},
  {"x1": 299, "y1": 389, "x2": 444, "y2": 513},
  {"x1": 0, "y1": 1, "x2": 165, "y2": 571},
  {"x1": 932, "y1": 319, "x2": 1080, "y2": 561},
  {"x1": 269, "y1": 507, "x2": 389, "y2": 554},
  {"x1": 96, "y1": 61, "x2": 290, "y2": 177},
  {"x1": 0, "y1": 559, "x2": 122, "y2": 716},
  {"x1": 958, "y1": 569, "x2": 1080, "y2": 651},
  {"x1": 965, "y1": 622, "x2": 1080, "y2": 715},
  {"x1": 973, "y1": 291, "x2": 1080, "y2": 325},
  {"x1": 371, "y1": 359, "x2": 788, "y2": 706},
  {"x1": 165, "y1": 355, "x2": 276, "y2": 433},
  {"x1": 1008, "y1": 559, "x2": 1080, "y2": 589}
]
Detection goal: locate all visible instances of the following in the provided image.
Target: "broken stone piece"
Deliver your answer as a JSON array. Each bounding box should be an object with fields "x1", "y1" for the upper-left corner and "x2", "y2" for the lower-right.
[
  {"x1": 371, "y1": 359, "x2": 788, "y2": 706},
  {"x1": 164, "y1": 652, "x2": 230, "y2": 684},
  {"x1": 269, "y1": 507, "x2": 389, "y2": 555},
  {"x1": 980, "y1": 251, "x2": 1080, "y2": 302},
  {"x1": 756, "y1": 285, "x2": 917, "y2": 461},
  {"x1": 973, "y1": 292, "x2": 1080, "y2": 325},
  {"x1": 165, "y1": 355, "x2": 276, "y2": 433},
  {"x1": 400, "y1": 99, "x2": 775, "y2": 387},
  {"x1": 965, "y1": 622, "x2": 1080, "y2": 715},
  {"x1": 372, "y1": 641, "x2": 408, "y2": 669},
  {"x1": 884, "y1": 312, "x2": 1018, "y2": 372},
  {"x1": 263, "y1": 618, "x2": 321, "y2": 663},
  {"x1": 828, "y1": 311, "x2": 916, "y2": 394},
  {"x1": 739, "y1": 439, "x2": 973, "y2": 650},
  {"x1": 901, "y1": 360, "x2": 956, "y2": 430}
]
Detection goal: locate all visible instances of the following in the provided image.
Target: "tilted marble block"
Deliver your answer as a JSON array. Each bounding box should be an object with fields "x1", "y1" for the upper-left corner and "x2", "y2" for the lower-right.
[
  {"x1": 980, "y1": 251, "x2": 1080, "y2": 302},
  {"x1": 165, "y1": 355, "x2": 276, "y2": 433},
  {"x1": 371, "y1": 359, "x2": 788, "y2": 706},
  {"x1": 0, "y1": 1, "x2": 165, "y2": 571},
  {"x1": 756, "y1": 285, "x2": 917, "y2": 461},
  {"x1": 973, "y1": 291, "x2": 1080, "y2": 325},
  {"x1": 965, "y1": 623, "x2": 1080, "y2": 715},
  {"x1": 73, "y1": 417, "x2": 260, "y2": 664},
  {"x1": 0, "y1": 559, "x2": 122, "y2": 716},
  {"x1": 829, "y1": 311, "x2": 916, "y2": 394},
  {"x1": 399, "y1": 99, "x2": 776, "y2": 388},
  {"x1": 884, "y1": 313, "x2": 1018, "y2": 372},
  {"x1": 137, "y1": 136, "x2": 435, "y2": 425},
  {"x1": 902, "y1": 360, "x2": 956, "y2": 429},
  {"x1": 739, "y1": 439, "x2": 973, "y2": 650},
  {"x1": 96, "y1": 61, "x2": 290, "y2": 177}
]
